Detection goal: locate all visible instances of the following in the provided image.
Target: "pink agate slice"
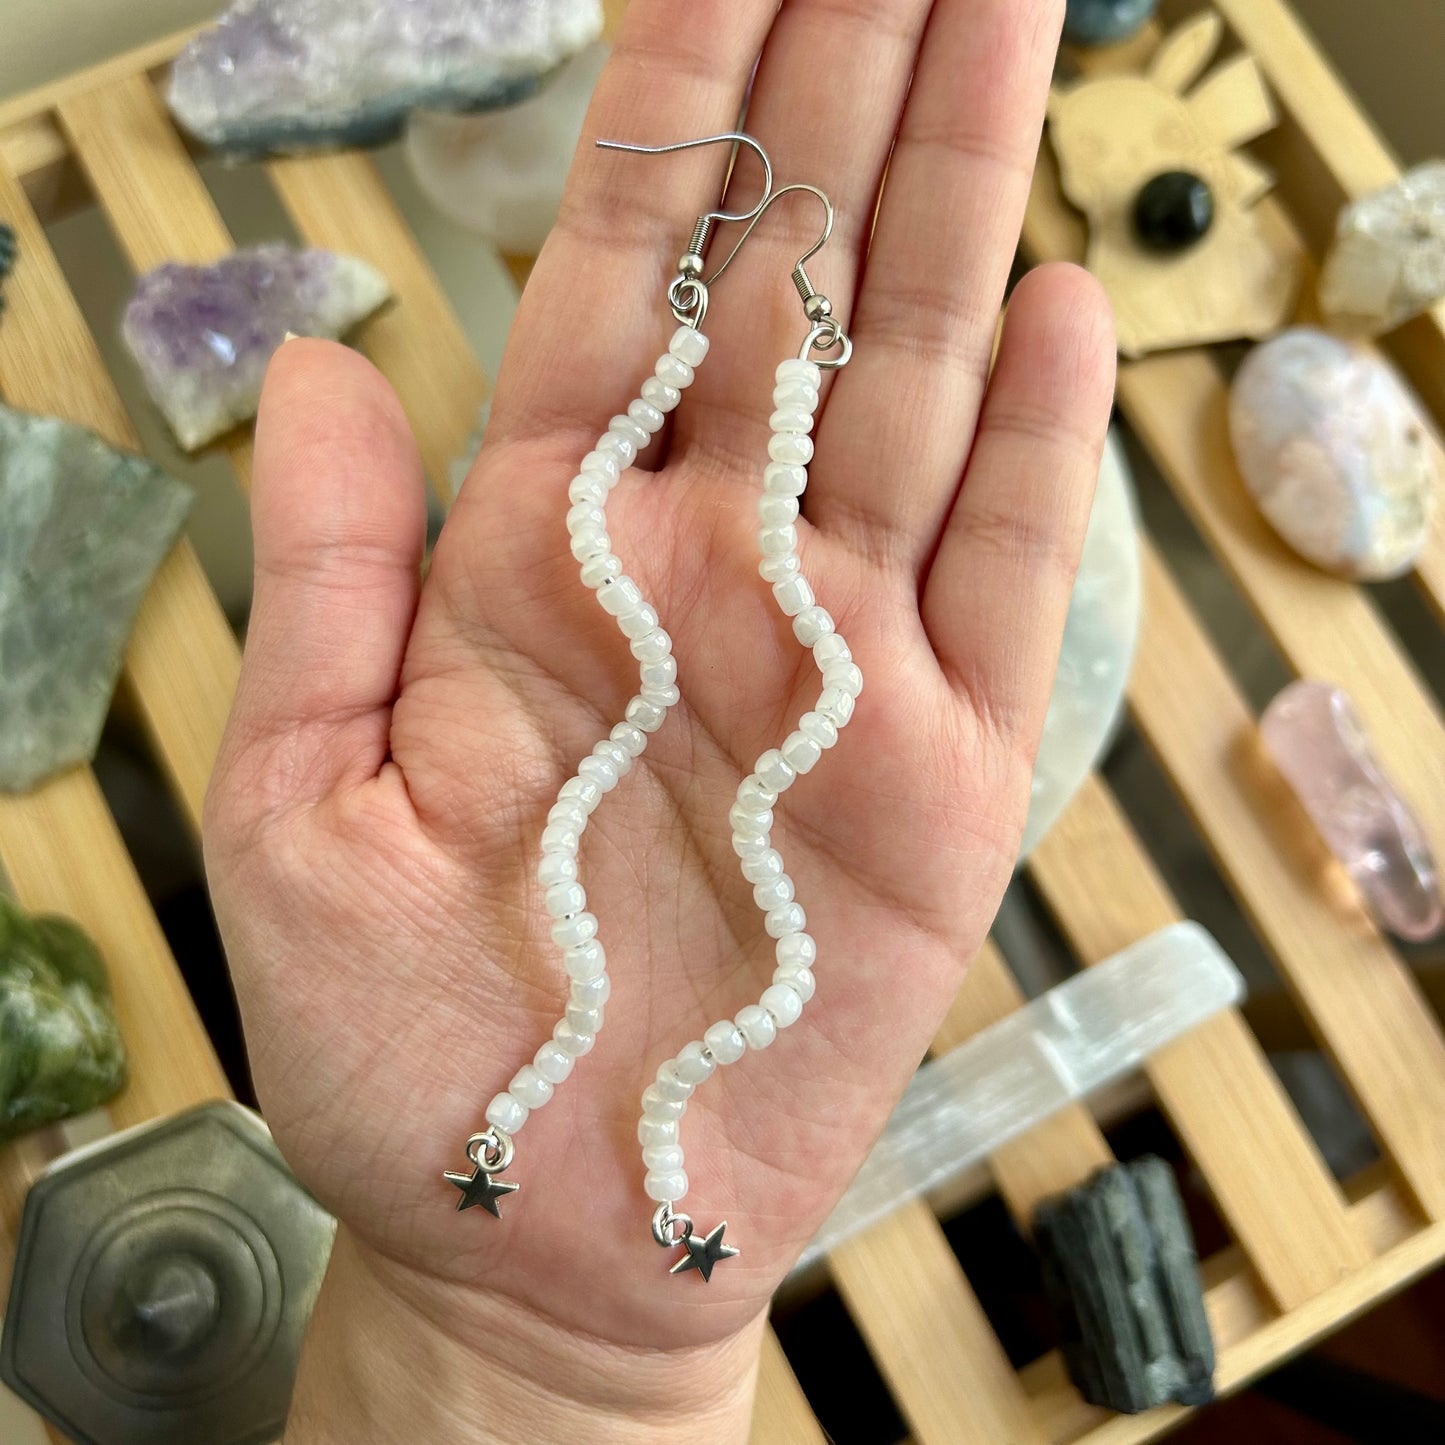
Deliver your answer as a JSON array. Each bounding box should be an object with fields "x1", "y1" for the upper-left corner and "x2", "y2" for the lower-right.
[{"x1": 1261, "y1": 679, "x2": 1443, "y2": 941}]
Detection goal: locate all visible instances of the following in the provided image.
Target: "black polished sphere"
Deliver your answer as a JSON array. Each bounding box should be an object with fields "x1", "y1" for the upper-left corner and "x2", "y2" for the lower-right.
[{"x1": 1132, "y1": 170, "x2": 1215, "y2": 252}]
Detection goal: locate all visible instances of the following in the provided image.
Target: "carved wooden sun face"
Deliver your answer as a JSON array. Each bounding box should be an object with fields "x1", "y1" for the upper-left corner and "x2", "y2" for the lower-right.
[{"x1": 1047, "y1": 12, "x2": 1299, "y2": 357}]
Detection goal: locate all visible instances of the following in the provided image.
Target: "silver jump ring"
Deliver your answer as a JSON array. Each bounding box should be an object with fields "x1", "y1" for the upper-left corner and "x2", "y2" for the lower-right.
[
  {"x1": 465, "y1": 1129, "x2": 514, "y2": 1174},
  {"x1": 800, "y1": 319, "x2": 852, "y2": 369},
  {"x1": 668, "y1": 276, "x2": 710, "y2": 329},
  {"x1": 651, "y1": 1202, "x2": 694, "y2": 1248}
]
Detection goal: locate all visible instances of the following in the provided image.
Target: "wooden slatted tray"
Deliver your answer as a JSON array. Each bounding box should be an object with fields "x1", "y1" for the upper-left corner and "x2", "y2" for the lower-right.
[{"x1": 3, "y1": 3, "x2": 1444, "y2": 1441}]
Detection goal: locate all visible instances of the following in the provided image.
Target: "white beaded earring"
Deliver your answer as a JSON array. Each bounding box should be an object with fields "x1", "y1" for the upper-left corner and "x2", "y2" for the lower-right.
[
  {"x1": 637, "y1": 187, "x2": 862, "y2": 1281},
  {"x1": 444, "y1": 134, "x2": 776, "y2": 1219}
]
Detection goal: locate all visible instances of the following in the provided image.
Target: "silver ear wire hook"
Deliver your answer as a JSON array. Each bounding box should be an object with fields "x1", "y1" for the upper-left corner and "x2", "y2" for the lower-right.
[
  {"x1": 706, "y1": 182, "x2": 852, "y2": 370},
  {"x1": 595, "y1": 132, "x2": 775, "y2": 327}
]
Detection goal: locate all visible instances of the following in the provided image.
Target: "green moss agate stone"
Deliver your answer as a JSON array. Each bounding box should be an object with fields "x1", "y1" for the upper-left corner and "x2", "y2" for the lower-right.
[
  {"x1": 0, "y1": 402, "x2": 192, "y2": 792},
  {"x1": 0, "y1": 894, "x2": 127, "y2": 1141}
]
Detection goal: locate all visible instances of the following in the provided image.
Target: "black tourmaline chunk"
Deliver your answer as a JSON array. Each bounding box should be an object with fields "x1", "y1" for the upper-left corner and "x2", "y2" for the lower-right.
[
  {"x1": 1033, "y1": 1157, "x2": 1215, "y2": 1414},
  {"x1": 1132, "y1": 171, "x2": 1215, "y2": 252}
]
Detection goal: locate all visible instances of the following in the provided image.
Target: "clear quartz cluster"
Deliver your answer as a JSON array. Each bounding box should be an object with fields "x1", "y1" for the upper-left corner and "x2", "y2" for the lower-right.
[
  {"x1": 1320, "y1": 160, "x2": 1445, "y2": 335},
  {"x1": 167, "y1": 0, "x2": 604, "y2": 154},
  {"x1": 121, "y1": 244, "x2": 390, "y2": 451}
]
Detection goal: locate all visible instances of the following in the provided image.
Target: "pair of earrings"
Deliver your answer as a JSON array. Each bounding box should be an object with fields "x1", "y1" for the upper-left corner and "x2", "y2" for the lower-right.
[{"x1": 444, "y1": 133, "x2": 862, "y2": 1283}]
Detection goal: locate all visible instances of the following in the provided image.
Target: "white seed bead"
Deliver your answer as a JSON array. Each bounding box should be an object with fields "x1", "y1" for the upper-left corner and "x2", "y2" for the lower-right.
[
  {"x1": 732, "y1": 831, "x2": 770, "y2": 858},
  {"x1": 770, "y1": 407, "x2": 814, "y2": 434},
  {"x1": 610, "y1": 413, "x2": 650, "y2": 451},
  {"x1": 545, "y1": 881, "x2": 586, "y2": 918},
  {"x1": 782, "y1": 730, "x2": 823, "y2": 775},
  {"x1": 638, "y1": 1116, "x2": 679, "y2": 1148},
  {"x1": 596, "y1": 431, "x2": 636, "y2": 467},
  {"x1": 570, "y1": 527, "x2": 611, "y2": 563},
  {"x1": 550, "y1": 911, "x2": 598, "y2": 948},
  {"x1": 568, "y1": 474, "x2": 607, "y2": 506},
  {"x1": 534, "y1": 1041, "x2": 575, "y2": 1084},
  {"x1": 670, "y1": 324, "x2": 711, "y2": 367},
  {"x1": 799, "y1": 711, "x2": 839, "y2": 749},
  {"x1": 564, "y1": 940, "x2": 606, "y2": 981},
  {"x1": 759, "y1": 552, "x2": 802, "y2": 582},
  {"x1": 777, "y1": 933, "x2": 818, "y2": 969},
  {"x1": 817, "y1": 687, "x2": 855, "y2": 727},
  {"x1": 764, "y1": 461, "x2": 808, "y2": 496},
  {"x1": 759, "y1": 524, "x2": 799, "y2": 556},
  {"x1": 577, "y1": 754, "x2": 619, "y2": 792},
  {"x1": 741, "y1": 848, "x2": 784, "y2": 883},
  {"x1": 774, "y1": 964, "x2": 817, "y2": 1003},
  {"x1": 611, "y1": 721, "x2": 647, "y2": 757},
  {"x1": 580, "y1": 553, "x2": 623, "y2": 587},
  {"x1": 571, "y1": 973, "x2": 611, "y2": 1008},
  {"x1": 593, "y1": 739, "x2": 632, "y2": 775},
  {"x1": 616, "y1": 604, "x2": 658, "y2": 640},
  {"x1": 567, "y1": 1001, "x2": 605, "y2": 1034},
  {"x1": 566, "y1": 501, "x2": 606, "y2": 535},
  {"x1": 486, "y1": 1092, "x2": 528, "y2": 1134},
  {"x1": 674, "y1": 1040, "x2": 717, "y2": 1084},
  {"x1": 510, "y1": 1065, "x2": 554, "y2": 1109},
  {"x1": 547, "y1": 799, "x2": 587, "y2": 829},
  {"x1": 641, "y1": 682, "x2": 680, "y2": 707},
  {"x1": 554, "y1": 1019, "x2": 596, "y2": 1057},
  {"x1": 627, "y1": 697, "x2": 666, "y2": 733},
  {"x1": 773, "y1": 575, "x2": 814, "y2": 615},
  {"x1": 540, "y1": 823, "x2": 579, "y2": 854},
  {"x1": 736, "y1": 1004, "x2": 777, "y2": 1050},
  {"x1": 597, "y1": 575, "x2": 645, "y2": 616},
  {"x1": 628, "y1": 397, "x2": 666, "y2": 434},
  {"x1": 579, "y1": 450, "x2": 620, "y2": 483},
  {"x1": 643, "y1": 1143, "x2": 684, "y2": 1172},
  {"x1": 559, "y1": 776, "x2": 603, "y2": 811},
  {"x1": 755, "y1": 749, "x2": 796, "y2": 792},
  {"x1": 698, "y1": 1024, "x2": 747, "y2": 1071},
  {"x1": 768, "y1": 432, "x2": 814, "y2": 466},
  {"x1": 655, "y1": 354, "x2": 694, "y2": 389},
  {"x1": 630, "y1": 628, "x2": 672, "y2": 664},
  {"x1": 642, "y1": 1084, "x2": 687, "y2": 1122},
  {"x1": 639, "y1": 655, "x2": 677, "y2": 688},
  {"x1": 730, "y1": 807, "x2": 773, "y2": 841},
  {"x1": 823, "y1": 661, "x2": 864, "y2": 697},
  {"x1": 758, "y1": 493, "x2": 800, "y2": 526},
  {"x1": 537, "y1": 852, "x2": 578, "y2": 888},
  {"x1": 644, "y1": 1170, "x2": 689, "y2": 1203},
  {"x1": 774, "y1": 379, "x2": 820, "y2": 411},
  {"x1": 813, "y1": 633, "x2": 851, "y2": 666},
  {"x1": 766, "y1": 902, "x2": 807, "y2": 938},
  {"x1": 737, "y1": 776, "x2": 778, "y2": 812},
  {"x1": 754, "y1": 875, "x2": 795, "y2": 911},
  {"x1": 654, "y1": 1062, "x2": 694, "y2": 1104},
  {"x1": 641, "y1": 376, "x2": 681, "y2": 412},
  {"x1": 761, "y1": 983, "x2": 804, "y2": 1028},
  {"x1": 793, "y1": 606, "x2": 835, "y2": 646},
  {"x1": 777, "y1": 357, "x2": 822, "y2": 387}
]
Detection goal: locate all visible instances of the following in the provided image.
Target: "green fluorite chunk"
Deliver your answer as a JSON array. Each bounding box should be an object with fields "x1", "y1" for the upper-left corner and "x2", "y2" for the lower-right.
[
  {"x1": 0, "y1": 894, "x2": 126, "y2": 1140},
  {"x1": 0, "y1": 403, "x2": 192, "y2": 792}
]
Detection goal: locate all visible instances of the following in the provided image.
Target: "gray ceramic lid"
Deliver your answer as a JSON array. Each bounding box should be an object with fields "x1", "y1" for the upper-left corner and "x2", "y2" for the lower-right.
[{"x1": 2, "y1": 1100, "x2": 334, "y2": 1445}]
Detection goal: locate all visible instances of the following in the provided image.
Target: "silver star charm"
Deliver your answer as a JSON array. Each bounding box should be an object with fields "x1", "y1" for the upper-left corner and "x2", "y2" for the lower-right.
[
  {"x1": 444, "y1": 1165, "x2": 519, "y2": 1218},
  {"x1": 670, "y1": 1221, "x2": 740, "y2": 1282}
]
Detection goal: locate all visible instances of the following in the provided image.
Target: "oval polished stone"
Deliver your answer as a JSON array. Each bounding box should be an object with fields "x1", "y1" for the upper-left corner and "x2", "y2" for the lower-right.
[
  {"x1": 1132, "y1": 171, "x2": 1214, "y2": 253},
  {"x1": 1063, "y1": 0, "x2": 1158, "y2": 47},
  {"x1": 1228, "y1": 327, "x2": 1437, "y2": 580}
]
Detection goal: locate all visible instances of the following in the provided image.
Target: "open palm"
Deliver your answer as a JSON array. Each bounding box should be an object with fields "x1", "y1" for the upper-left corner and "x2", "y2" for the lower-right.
[{"x1": 204, "y1": 0, "x2": 1112, "y2": 1391}]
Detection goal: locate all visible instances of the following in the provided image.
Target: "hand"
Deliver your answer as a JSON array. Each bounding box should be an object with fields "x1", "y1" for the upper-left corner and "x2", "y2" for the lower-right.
[{"x1": 204, "y1": 0, "x2": 1113, "y2": 1438}]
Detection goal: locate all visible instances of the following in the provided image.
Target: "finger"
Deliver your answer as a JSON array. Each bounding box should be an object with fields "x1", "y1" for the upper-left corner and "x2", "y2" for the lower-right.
[
  {"x1": 219, "y1": 339, "x2": 427, "y2": 813},
  {"x1": 922, "y1": 263, "x2": 1115, "y2": 743},
  {"x1": 480, "y1": 0, "x2": 778, "y2": 460},
  {"x1": 674, "y1": 0, "x2": 933, "y2": 465},
  {"x1": 812, "y1": 0, "x2": 1065, "y2": 568}
]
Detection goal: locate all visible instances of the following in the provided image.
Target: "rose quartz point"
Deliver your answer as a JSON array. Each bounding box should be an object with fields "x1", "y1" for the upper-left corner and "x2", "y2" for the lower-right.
[{"x1": 1260, "y1": 679, "x2": 1443, "y2": 941}]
